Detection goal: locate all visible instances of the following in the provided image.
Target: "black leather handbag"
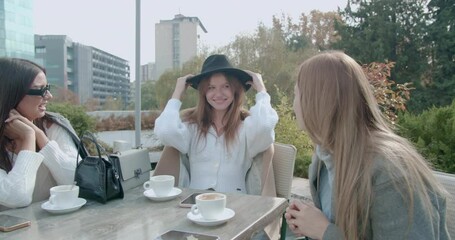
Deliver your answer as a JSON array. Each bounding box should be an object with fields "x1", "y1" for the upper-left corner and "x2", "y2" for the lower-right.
[{"x1": 75, "y1": 132, "x2": 124, "y2": 204}]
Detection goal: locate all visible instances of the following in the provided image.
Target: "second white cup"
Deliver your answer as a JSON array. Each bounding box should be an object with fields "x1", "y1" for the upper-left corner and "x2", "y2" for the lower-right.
[
  {"x1": 191, "y1": 192, "x2": 226, "y2": 220},
  {"x1": 143, "y1": 175, "x2": 175, "y2": 197}
]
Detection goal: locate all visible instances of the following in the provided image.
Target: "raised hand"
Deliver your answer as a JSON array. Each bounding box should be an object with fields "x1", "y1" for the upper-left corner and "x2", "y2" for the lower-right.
[
  {"x1": 172, "y1": 74, "x2": 194, "y2": 100},
  {"x1": 243, "y1": 70, "x2": 266, "y2": 92}
]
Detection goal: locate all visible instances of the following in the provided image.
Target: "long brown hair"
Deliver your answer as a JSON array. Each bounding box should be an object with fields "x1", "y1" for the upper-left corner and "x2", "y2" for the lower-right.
[
  {"x1": 182, "y1": 73, "x2": 249, "y2": 150},
  {"x1": 295, "y1": 51, "x2": 446, "y2": 239}
]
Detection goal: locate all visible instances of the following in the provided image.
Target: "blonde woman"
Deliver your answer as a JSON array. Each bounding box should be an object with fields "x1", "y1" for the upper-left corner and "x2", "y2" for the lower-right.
[{"x1": 286, "y1": 51, "x2": 450, "y2": 239}]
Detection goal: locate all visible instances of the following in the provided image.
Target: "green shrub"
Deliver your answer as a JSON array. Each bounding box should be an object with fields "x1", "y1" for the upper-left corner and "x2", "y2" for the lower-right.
[
  {"x1": 273, "y1": 87, "x2": 313, "y2": 178},
  {"x1": 398, "y1": 100, "x2": 455, "y2": 173},
  {"x1": 47, "y1": 102, "x2": 96, "y2": 136}
]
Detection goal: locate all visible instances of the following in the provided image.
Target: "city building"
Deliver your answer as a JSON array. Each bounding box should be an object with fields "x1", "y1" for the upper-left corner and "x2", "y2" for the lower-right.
[
  {"x1": 140, "y1": 62, "x2": 157, "y2": 82},
  {"x1": 0, "y1": 0, "x2": 35, "y2": 59},
  {"x1": 154, "y1": 14, "x2": 207, "y2": 80},
  {"x1": 35, "y1": 35, "x2": 130, "y2": 107}
]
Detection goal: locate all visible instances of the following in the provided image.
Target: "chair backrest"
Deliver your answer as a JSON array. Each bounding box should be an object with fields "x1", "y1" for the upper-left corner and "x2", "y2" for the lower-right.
[
  {"x1": 433, "y1": 171, "x2": 455, "y2": 238},
  {"x1": 272, "y1": 142, "x2": 297, "y2": 199}
]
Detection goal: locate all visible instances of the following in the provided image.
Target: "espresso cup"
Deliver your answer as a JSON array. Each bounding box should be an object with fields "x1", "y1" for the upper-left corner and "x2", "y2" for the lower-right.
[
  {"x1": 49, "y1": 185, "x2": 79, "y2": 209},
  {"x1": 190, "y1": 193, "x2": 226, "y2": 220},
  {"x1": 143, "y1": 175, "x2": 175, "y2": 197}
]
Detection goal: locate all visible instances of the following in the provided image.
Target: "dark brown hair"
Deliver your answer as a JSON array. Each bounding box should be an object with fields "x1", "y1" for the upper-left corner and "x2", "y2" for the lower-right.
[{"x1": 0, "y1": 58, "x2": 46, "y2": 172}]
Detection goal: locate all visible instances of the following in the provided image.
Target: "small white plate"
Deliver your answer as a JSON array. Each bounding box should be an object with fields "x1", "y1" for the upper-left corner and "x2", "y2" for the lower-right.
[
  {"x1": 41, "y1": 198, "x2": 87, "y2": 214},
  {"x1": 143, "y1": 187, "x2": 182, "y2": 201},
  {"x1": 187, "y1": 208, "x2": 235, "y2": 227}
]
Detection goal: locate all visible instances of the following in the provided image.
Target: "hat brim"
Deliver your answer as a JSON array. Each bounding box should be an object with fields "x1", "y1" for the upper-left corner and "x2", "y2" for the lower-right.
[{"x1": 187, "y1": 68, "x2": 252, "y2": 91}]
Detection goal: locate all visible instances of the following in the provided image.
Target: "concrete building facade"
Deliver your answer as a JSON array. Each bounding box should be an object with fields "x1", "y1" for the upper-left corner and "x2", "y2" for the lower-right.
[
  {"x1": 140, "y1": 62, "x2": 157, "y2": 82},
  {"x1": 35, "y1": 35, "x2": 130, "y2": 107},
  {"x1": 154, "y1": 14, "x2": 207, "y2": 80}
]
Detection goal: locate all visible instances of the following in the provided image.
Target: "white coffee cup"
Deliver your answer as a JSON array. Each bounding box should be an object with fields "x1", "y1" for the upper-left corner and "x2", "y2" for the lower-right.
[
  {"x1": 49, "y1": 185, "x2": 79, "y2": 209},
  {"x1": 191, "y1": 193, "x2": 226, "y2": 220},
  {"x1": 143, "y1": 175, "x2": 175, "y2": 197},
  {"x1": 113, "y1": 140, "x2": 130, "y2": 153}
]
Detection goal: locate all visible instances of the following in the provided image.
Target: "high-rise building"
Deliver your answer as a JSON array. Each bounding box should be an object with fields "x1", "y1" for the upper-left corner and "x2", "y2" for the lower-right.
[
  {"x1": 155, "y1": 14, "x2": 207, "y2": 80},
  {"x1": 140, "y1": 62, "x2": 156, "y2": 82},
  {"x1": 35, "y1": 35, "x2": 130, "y2": 107},
  {"x1": 0, "y1": 0, "x2": 35, "y2": 59}
]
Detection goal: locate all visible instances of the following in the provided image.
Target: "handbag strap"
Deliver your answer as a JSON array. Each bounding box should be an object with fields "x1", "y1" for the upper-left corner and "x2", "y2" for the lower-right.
[{"x1": 76, "y1": 131, "x2": 112, "y2": 165}]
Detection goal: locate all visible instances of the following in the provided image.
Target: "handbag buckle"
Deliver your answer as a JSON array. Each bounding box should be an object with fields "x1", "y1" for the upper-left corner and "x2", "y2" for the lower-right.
[{"x1": 134, "y1": 168, "x2": 142, "y2": 178}]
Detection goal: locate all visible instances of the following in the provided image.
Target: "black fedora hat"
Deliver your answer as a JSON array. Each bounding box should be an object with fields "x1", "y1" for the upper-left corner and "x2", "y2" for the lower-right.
[{"x1": 187, "y1": 54, "x2": 252, "y2": 91}]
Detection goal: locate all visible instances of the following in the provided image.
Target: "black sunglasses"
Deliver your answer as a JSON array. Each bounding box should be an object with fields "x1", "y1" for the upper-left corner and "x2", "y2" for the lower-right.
[{"x1": 27, "y1": 84, "x2": 51, "y2": 97}]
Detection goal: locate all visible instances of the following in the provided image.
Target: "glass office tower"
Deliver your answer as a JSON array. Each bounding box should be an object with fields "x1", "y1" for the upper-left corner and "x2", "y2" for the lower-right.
[{"x1": 0, "y1": 0, "x2": 35, "y2": 59}]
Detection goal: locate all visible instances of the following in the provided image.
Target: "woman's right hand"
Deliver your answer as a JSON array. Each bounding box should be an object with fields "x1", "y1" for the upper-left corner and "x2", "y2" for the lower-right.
[{"x1": 172, "y1": 74, "x2": 194, "y2": 100}]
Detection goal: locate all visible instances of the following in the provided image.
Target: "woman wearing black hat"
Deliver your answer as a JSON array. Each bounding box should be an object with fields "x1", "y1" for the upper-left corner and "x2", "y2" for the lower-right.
[{"x1": 154, "y1": 54, "x2": 278, "y2": 194}]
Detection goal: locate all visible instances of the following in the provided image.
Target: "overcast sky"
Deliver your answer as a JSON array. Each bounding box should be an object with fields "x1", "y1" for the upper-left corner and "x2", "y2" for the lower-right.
[{"x1": 34, "y1": 0, "x2": 347, "y2": 80}]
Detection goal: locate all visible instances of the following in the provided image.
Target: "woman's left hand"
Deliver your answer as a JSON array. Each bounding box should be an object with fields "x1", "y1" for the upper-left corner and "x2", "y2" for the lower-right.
[
  {"x1": 285, "y1": 199, "x2": 330, "y2": 239},
  {"x1": 6, "y1": 109, "x2": 49, "y2": 149},
  {"x1": 5, "y1": 110, "x2": 36, "y2": 128},
  {"x1": 244, "y1": 70, "x2": 266, "y2": 92}
]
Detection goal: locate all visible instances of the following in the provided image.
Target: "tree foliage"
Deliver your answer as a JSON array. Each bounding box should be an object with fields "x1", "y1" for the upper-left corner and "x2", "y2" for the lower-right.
[
  {"x1": 398, "y1": 100, "x2": 455, "y2": 173},
  {"x1": 103, "y1": 96, "x2": 124, "y2": 110},
  {"x1": 140, "y1": 80, "x2": 159, "y2": 110},
  {"x1": 296, "y1": 10, "x2": 341, "y2": 51},
  {"x1": 273, "y1": 87, "x2": 313, "y2": 178},
  {"x1": 47, "y1": 102, "x2": 95, "y2": 135},
  {"x1": 424, "y1": 0, "x2": 455, "y2": 109},
  {"x1": 362, "y1": 61, "x2": 413, "y2": 124},
  {"x1": 333, "y1": 0, "x2": 454, "y2": 113}
]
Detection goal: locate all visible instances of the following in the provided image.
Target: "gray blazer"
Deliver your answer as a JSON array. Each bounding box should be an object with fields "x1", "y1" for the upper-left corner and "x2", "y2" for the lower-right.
[{"x1": 308, "y1": 154, "x2": 451, "y2": 240}]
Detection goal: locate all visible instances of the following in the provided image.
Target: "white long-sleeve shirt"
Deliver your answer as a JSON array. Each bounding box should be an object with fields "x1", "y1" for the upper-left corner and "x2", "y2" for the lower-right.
[
  {"x1": 155, "y1": 91, "x2": 278, "y2": 193},
  {"x1": 0, "y1": 123, "x2": 78, "y2": 209}
]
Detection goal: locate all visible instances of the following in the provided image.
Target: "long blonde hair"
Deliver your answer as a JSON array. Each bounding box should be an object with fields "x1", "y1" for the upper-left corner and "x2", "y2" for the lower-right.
[
  {"x1": 295, "y1": 51, "x2": 446, "y2": 239},
  {"x1": 182, "y1": 73, "x2": 249, "y2": 149}
]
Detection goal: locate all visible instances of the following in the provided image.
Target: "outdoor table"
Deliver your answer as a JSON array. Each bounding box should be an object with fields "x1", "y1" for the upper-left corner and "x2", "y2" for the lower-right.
[{"x1": 0, "y1": 187, "x2": 287, "y2": 239}]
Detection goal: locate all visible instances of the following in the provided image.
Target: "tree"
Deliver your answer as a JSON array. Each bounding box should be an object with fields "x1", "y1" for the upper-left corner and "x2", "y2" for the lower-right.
[
  {"x1": 84, "y1": 98, "x2": 101, "y2": 111},
  {"x1": 52, "y1": 87, "x2": 79, "y2": 104},
  {"x1": 221, "y1": 21, "x2": 317, "y2": 105},
  {"x1": 333, "y1": 0, "x2": 430, "y2": 112},
  {"x1": 103, "y1": 96, "x2": 123, "y2": 110},
  {"x1": 424, "y1": 0, "x2": 455, "y2": 109},
  {"x1": 141, "y1": 81, "x2": 159, "y2": 110},
  {"x1": 297, "y1": 10, "x2": 341, "y2": 51},
  {"x1": 47, "y1": 102, "x2": 95, "y2": 135}
]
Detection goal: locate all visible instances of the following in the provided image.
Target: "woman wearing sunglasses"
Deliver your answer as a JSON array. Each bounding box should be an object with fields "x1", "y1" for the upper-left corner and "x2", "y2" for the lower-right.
[{"x1": 0, "y1": 58, "x2": 85, "y2": 210}]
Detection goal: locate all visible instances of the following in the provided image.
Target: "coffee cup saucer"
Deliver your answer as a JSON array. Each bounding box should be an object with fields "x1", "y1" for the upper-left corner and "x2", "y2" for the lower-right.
[
  {"x1": 41, "y1": 198, "x2": 87, "y2": 214},
  {"x1": 187, "y1": 208, "x2": 235, "y2": 226},
  {"x1": 143, "y1": 187, "x2": 182, "y2": 201}
]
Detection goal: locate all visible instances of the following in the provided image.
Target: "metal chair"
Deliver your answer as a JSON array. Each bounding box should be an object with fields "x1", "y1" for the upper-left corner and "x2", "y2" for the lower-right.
[
  {"x1": 271, "y1": 142, "x2": 297, "y2": 240},
  {"x1": 433, "y1": 171, "x2": 455, "y2": 238}
]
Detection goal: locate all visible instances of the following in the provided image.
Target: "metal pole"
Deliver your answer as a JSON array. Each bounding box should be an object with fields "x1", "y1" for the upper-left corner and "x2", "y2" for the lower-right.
[{"x1": 134, "y1": 0, "x2": 141, "y2": 147}]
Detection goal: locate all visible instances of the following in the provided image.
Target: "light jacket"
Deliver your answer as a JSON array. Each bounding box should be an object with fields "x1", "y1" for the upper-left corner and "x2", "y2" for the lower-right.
[{"x1": 308, "y1": 151, "x2": 451, "y2": 240}]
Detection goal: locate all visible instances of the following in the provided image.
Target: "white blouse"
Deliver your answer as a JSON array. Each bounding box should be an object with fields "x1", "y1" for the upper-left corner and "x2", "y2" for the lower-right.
[{"x1": 155, "y1": 91, "x2": 278, "y2": 193}]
